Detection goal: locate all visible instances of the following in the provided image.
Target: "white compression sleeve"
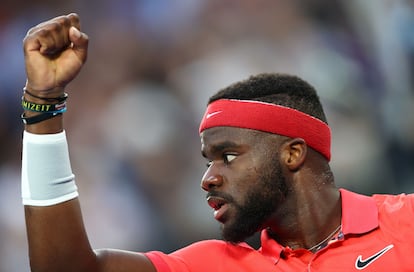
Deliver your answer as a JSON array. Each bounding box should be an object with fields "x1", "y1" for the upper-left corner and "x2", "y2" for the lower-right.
[{"x1": 21, "y1": 130, "x2": 78, "y2": 206}]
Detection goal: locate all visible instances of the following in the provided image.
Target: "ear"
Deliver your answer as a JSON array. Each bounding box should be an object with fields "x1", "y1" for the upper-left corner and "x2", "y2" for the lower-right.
[{"x1": 281, "y1": 138, "x2": 307, "y2": 171}]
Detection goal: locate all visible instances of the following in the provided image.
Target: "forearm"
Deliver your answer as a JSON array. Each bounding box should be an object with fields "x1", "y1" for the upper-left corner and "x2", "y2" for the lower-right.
[{"x1": 25, "y1": 199, "x2": 98, "y2": 272}]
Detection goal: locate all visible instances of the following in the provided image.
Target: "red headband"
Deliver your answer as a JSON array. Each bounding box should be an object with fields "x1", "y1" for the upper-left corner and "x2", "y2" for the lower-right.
[{"x1": 199, "y1": 99, "x2": 331, "y2": 160}]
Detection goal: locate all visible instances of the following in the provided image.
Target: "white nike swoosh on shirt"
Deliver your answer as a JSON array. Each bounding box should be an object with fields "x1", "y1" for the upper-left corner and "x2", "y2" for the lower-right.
[{"x1": 355, "y1": 244, "x2": 394, "y2": 270}]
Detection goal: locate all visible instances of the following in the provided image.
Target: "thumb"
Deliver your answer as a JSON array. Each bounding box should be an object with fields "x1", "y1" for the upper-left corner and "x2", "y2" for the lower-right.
[{"x1": 69, "y1": 26, "x2": 88, "y2": 63}]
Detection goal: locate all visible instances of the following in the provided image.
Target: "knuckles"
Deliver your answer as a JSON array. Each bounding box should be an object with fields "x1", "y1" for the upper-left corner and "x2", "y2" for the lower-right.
[
  {"x1": 24, "y1": 14, "x2": 78, "y2": 40},
  {"x1": 67, "y1": 13, "x2": 80, "y2": 26},
  {"x1": 23, "y1": 20, "x2": 72, "y2": 53}
]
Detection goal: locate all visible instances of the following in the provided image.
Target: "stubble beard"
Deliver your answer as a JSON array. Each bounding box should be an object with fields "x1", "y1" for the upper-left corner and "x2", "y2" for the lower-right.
[{"x1": 221, "y1": 159, "x2": 288, "y2": 243}]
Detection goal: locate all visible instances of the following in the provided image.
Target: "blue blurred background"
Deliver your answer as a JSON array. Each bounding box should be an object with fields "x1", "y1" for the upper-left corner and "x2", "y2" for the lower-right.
[{"x1": 1, "y1": 0, "x2": 414, "y2": 270}]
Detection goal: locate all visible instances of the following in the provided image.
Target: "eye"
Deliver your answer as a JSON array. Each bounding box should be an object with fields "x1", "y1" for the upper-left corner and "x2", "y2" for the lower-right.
[
  {"x1": 223, "y1": 154, "x2": 237, "y2": 164},
  {"x1": 205, "y1": 154, "x2": 237, "y2": 168}
]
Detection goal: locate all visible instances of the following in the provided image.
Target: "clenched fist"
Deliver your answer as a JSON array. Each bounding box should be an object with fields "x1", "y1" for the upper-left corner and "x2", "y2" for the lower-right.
[{"x1": 23, "y1": 13, "x2": 88, "y2": 97}]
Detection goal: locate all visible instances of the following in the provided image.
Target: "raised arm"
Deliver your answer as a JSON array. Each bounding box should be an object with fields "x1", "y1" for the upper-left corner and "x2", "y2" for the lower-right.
[{"x1": 22, "y1": 13, "x2": 156, "y2": 272}]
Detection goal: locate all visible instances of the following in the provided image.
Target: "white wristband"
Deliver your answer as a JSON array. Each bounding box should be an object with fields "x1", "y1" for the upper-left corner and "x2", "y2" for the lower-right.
[{"x1": 21, "y1": 130, "x2": 78, "y2": 206}]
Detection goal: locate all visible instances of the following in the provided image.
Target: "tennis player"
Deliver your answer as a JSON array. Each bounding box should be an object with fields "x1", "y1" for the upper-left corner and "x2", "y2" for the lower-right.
[{"x1": 21, "y1": 13, "x2": 414, "y2": 271}]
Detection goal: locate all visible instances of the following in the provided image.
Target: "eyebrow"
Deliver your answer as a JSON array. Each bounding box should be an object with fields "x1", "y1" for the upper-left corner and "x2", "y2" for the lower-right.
[{"x1": 201, "y1": 141, "x2": 240, "y2": 158}]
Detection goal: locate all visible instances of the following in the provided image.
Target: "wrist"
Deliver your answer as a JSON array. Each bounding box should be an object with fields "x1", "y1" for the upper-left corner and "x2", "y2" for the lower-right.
[
  {"x1": 23, "y1": 85, "x2": 67, "y2": 103},
  {"x1": 24, "y1": 85, "x2": 65, "y2": 97},
  {"x1": 24, "y1": 114, "x2": 64, "y2": 134},
  {"x1": 22, "y1": 86, "x2": 67, "y2": 134}
]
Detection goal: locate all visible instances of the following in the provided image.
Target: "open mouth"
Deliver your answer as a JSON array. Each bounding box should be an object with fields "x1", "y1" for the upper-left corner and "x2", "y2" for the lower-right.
[
  {"x1": 207, "y1": 196, "x2": 228, "y2": 221},
  {"x1": 207, "y1": 196, "x2": 226, "y2": 210}
]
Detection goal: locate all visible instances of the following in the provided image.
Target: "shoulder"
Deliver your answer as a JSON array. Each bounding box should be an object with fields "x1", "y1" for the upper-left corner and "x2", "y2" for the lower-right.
[
  {"x1": 372, "y1": 193, "x2": 414, "y2": 234},
  {"x1": 173, "y1": 239, "x2": 229, "y2": 255},
  {"x1": 372, "y1": 192, "x2": 414, "y2": 213},
  {"x1": 172, "y1": 239, "x2": 254, "y2": 258},
  {"x1": 145, "y1": 240, "x2": 255, "y2": 272}
]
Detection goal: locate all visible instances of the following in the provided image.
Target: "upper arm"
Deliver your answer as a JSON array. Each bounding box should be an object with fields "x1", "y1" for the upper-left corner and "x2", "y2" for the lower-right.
[{"x1": 95, "y1": 249, "x2": 157, "y2": 272}]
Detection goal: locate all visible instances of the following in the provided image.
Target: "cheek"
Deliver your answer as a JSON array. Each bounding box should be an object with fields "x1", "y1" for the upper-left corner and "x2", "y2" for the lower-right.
[
  {"x1": 230, "y1": 169, "x2": 261, "y2": 202},
  {"x1": 245, "y1": 163, "x2": 260, "y2": 173},
  {"x1": 242, "y1": 158, "x2": 268, "y2": 184},
  {"x1": 246, "y1": 152, "x2": 271, "y2": 174},
  {"x1": 236, "y1": 156, "x2": 264, "y2": 181}
]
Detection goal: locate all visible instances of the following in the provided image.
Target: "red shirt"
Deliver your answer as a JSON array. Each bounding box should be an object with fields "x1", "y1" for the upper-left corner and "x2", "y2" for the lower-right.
[{"x1": 145, "y1": 189, "x2": 414, "y2": 271}]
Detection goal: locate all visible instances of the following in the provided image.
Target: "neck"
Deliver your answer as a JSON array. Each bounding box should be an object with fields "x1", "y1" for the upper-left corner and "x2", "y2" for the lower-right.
[{"x1": 267, "y1": 185, "x2": 342, "y2": 251}]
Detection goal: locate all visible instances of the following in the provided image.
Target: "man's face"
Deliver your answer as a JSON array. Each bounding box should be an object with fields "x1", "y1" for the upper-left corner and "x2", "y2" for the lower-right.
[{"x1": 200, "y1": 127, "x2": 289, "y2": 243}]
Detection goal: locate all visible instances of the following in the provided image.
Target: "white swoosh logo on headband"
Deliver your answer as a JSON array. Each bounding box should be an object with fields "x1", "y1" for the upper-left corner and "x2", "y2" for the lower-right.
[{"x1": 206, "y1": 111, "x2": 222, "y2": 119}]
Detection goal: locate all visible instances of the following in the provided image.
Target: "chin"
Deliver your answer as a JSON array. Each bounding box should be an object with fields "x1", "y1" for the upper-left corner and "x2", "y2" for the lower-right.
[{"x1": 221, "y1": 223, "x2": 256, "y2": 243}]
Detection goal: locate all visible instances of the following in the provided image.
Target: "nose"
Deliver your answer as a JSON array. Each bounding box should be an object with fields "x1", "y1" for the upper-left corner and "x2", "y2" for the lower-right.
[{"x1": 201, "y1": 166, "x2": 223, "y2": 191}]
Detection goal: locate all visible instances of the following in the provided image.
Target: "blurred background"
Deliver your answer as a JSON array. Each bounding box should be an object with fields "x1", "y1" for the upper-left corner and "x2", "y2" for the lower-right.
[{"x1": 1, "y1": 0, "x2": 414, "y2": 270}]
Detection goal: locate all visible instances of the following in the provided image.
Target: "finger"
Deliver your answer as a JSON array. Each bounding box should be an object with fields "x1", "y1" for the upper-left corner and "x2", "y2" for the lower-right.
[
  {"x1": 41, "y1": 23, "x2": 69, "y2": 55},
  {"x1": 24, "y1": 28, "x2": 57, "y2": 56},
  {"x1": 24, "y1": 18, "x2": 72, "y2": 56},
  {"x1": 27, "y1": 14, "x2": 72, "y2": 35},
  {"x1": 69, "y1": 27, "x2": 88, "y2": 63},
  {"x1": 28, "y1": 27, "x2": 67, "y2": 56},
  {"x1": 43, "y1": 16, "x2": 73, "y2": 53},
  {"x1": 67, "y1": 13, "x2": 81, "y2": 30}
]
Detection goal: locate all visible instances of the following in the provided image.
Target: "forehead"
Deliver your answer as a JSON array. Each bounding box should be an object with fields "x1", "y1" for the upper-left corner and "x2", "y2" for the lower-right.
[{"x1": 201, "y1": 126, "x2": 254, "y2": 140}]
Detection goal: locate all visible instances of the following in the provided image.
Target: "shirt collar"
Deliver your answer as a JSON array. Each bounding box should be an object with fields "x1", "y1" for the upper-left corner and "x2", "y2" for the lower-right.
[
  {"x1": 339, "y1": 188, "x2": 378, "y2": 234},
  {"x1": 259, "y1": 229, "x2": 285, "y2": 264},
  {"x1": 259, "y1": 188, "x2": 379, "y2": 262}
]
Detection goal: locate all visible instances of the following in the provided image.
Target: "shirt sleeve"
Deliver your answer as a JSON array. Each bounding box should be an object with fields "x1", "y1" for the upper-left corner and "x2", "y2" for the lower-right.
[{"x1": 144, "y1": 240, "x2": 229, "y2": 272}]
